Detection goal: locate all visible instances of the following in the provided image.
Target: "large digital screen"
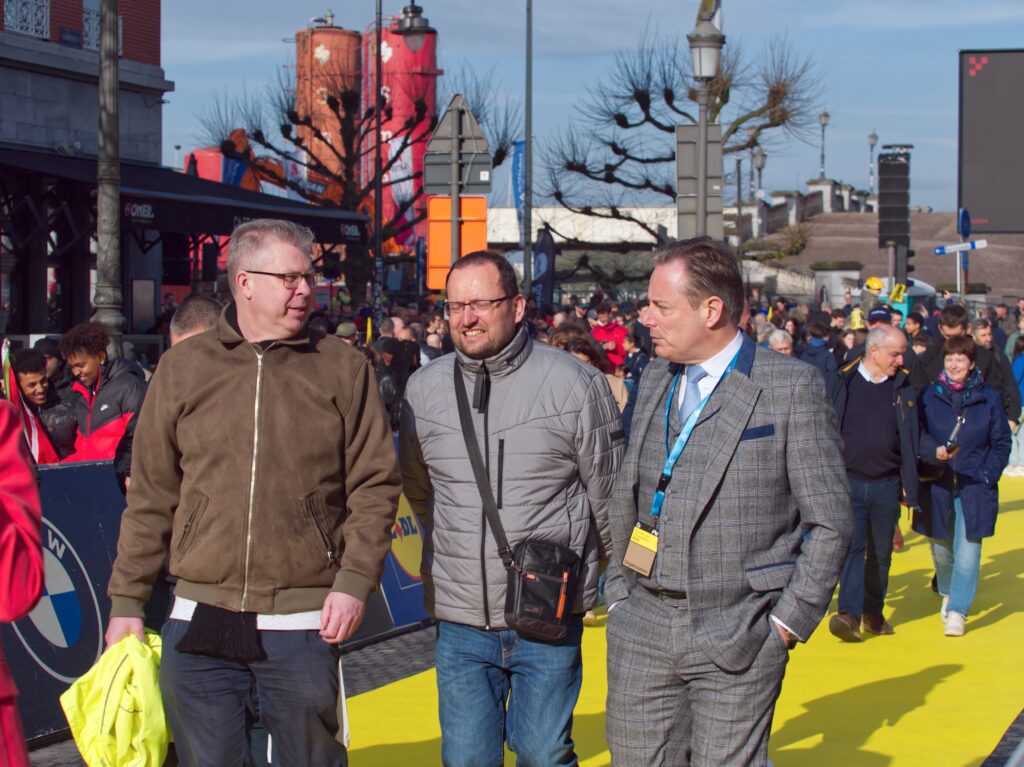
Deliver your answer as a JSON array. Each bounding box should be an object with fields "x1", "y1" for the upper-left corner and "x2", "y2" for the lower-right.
[{"x1": 959, "y1": 49, "x2": 1024, "y2": 233}]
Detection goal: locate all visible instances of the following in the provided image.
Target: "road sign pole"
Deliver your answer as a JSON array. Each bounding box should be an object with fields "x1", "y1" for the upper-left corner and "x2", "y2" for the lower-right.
[
  {"x1": 450, "y1": 106, "x2": 461, "y2": 268},
  {"x1": 523, "y1": 0, "x2": 533, "y2": 294},
  {"x1": 957, "y1": 208, "x2": 969, "y2": 295}
]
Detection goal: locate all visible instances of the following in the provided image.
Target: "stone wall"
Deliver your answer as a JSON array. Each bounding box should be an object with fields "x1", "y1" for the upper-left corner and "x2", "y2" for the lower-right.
[{"x1": 0, "y1": 28, "x2": 172, "y2": 163}]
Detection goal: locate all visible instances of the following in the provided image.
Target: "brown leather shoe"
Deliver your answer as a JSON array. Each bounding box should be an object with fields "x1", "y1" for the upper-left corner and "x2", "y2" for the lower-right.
[
  {"x1": 862, "y1": 613, "x2": 895, "y2": 635},
  {"x1": 828, "y1": 612, "x2": 863, "y2": 642}
]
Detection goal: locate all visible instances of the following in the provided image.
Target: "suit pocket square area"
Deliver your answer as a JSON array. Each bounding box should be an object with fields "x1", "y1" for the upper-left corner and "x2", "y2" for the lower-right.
[{"x1": 740, "y1": 424, "x2": 775, "y2": 441}]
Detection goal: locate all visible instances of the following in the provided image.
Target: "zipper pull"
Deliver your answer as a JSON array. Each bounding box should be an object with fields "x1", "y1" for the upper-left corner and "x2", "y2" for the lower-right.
[{"x1": 555, "y1": 571, "x2": 569, "y2": 620}]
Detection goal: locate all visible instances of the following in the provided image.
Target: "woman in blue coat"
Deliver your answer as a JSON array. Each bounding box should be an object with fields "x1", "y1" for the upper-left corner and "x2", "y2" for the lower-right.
[{"x1": 915, "y1": 335, "x2": 1011, "y2": 636}]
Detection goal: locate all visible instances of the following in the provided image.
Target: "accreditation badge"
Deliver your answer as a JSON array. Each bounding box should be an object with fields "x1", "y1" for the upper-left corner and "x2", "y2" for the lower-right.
[{"x1": 622, "y1": 521, "x2": 659, "y2": 577}]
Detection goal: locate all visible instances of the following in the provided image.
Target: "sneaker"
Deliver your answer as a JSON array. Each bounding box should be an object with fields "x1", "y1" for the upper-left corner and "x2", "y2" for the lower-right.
[
  {"x1": 862, "y1": 613, "x2": 895, "y2": 636},
  {"x1": 944, "y1": 611, "x2": 966, "y2": 637},
  {"x1": 940, "y1": 596, "x2": 949, "y2": 620},
  {"x1": 828, "y1": 612, "x2": 863, "y2": 642}
]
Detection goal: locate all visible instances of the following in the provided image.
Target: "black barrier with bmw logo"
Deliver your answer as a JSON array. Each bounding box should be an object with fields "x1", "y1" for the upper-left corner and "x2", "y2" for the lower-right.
[{"x1": 3, "y1": 462, "x2": 430, "y2": 742}]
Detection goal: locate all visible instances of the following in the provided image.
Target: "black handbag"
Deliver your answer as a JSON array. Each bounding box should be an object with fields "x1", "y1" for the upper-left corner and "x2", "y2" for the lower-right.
[{"x1": 453, "y1": 363, "x2": 580, "y2": 642}]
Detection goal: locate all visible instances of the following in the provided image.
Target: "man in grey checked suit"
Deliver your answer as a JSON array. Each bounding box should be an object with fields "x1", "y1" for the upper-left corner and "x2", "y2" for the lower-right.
[{"x1": 604, "y1": 238, "x2": 852, "y2": 766}]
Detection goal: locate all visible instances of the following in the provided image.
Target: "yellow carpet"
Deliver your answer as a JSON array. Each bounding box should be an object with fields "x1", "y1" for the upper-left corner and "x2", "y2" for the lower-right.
[{"x1": 348, "y1": 478, "x2": 1024, "y2": 766}]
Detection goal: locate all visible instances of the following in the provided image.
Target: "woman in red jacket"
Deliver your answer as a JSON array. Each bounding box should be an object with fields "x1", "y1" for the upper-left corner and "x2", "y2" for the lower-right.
[{"x1": 0, "y1": 400, "x2": 44, "y2": 767}]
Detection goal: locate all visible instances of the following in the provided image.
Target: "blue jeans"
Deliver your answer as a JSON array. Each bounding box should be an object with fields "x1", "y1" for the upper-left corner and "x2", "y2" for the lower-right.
[
  {"x1": 931, "y1": 495, "x2": 983, "y2": 616},
  {"x1": 837, "y1": 475, "x2": 901, "y2": 620},
  {"x1": 435, "y1": 619, "x2": 583, "y2": 767},
  {"x1": 160, "y1": 619, "x2": 345, "y2": 767}
]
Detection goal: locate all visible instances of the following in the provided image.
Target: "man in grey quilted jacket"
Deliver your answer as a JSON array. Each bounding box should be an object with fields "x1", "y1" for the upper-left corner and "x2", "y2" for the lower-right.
[{"x1": 400, "y1": 250, "x2": 624, "y2": 767}]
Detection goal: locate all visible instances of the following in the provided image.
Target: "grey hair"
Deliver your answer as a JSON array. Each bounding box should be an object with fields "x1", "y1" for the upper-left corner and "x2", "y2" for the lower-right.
[
  {"x1": 767, "y1": 329, "x2": 792, "y2": 348},
  {"x1": 226, "y1": 218, "x2": 314, "y2": 287},
  {"x1": 866, "y1": 324, "x2": 901, "y2": 353}
]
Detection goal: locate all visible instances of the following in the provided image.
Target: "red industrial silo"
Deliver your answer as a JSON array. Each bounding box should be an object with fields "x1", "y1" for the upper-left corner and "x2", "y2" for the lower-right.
[
  {"x1": 363, "y1": 4, "x2": 442, "y2": 247},
  {"x1": 295, "y1": 13, "x2": 362, "y2": 189}
]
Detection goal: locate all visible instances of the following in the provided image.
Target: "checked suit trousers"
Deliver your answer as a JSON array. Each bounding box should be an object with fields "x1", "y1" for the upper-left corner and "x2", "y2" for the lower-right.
[{"x1": 606, "y1": 589, "x2": 789, "y2": 767}]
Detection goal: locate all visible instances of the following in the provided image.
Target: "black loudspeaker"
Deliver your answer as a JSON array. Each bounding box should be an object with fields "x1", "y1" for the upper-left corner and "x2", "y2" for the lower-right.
[
  {"x1": 202, "y1": 243, "x2": 220, "y2": 282},
  {"x1": 877, "y1": 153, "x2": 910, "y2": 249}
]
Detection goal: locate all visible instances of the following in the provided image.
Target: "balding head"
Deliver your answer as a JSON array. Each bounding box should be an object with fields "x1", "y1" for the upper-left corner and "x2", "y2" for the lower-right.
[{"x1": 864, "y1": 324, "x2": 907, "y2": 379}]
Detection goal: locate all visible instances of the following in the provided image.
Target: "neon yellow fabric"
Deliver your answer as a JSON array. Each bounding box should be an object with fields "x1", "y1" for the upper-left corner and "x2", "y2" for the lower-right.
[{"x1": 60, "y1": 630, "x2": 168, "y2": 767}]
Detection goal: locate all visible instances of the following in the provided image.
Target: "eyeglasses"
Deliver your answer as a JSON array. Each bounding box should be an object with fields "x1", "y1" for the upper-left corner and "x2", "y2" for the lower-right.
[
  {"x1": 244, "y1": 269, "x2": 321, "y2": 289},
  {"x1": 443, "y1": 295, "x2": 515, "y2": 318}
]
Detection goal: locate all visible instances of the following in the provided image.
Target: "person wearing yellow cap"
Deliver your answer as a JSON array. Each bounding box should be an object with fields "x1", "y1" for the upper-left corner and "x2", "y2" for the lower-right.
[{"x1": 860, "y1": 276, "x2": 884, "y2": 314}]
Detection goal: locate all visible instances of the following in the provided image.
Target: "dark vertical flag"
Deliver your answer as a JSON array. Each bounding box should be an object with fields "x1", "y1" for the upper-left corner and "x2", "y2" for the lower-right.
[{"x1": 532, "y1": 227, "x2": 557, "y2": 309}]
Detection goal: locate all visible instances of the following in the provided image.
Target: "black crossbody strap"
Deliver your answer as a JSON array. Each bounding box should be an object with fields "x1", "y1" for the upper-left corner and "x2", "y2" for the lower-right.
[{"x1": 453, "y1": 362, "x2": 515, "y2": 570}]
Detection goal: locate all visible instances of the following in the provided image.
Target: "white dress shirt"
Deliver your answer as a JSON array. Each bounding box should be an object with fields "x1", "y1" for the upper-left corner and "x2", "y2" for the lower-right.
[{"x1": 678, "y1": 331, "x2": 745, "y2": 419}]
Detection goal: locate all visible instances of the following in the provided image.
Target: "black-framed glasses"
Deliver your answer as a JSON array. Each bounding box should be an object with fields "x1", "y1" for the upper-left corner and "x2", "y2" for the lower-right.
[
  {"x1": 443, "y1": 295, "x2": 515, "y2": 318},
  {"x1": 244, "y1": 269, "x2": 321, "y2": 289}
]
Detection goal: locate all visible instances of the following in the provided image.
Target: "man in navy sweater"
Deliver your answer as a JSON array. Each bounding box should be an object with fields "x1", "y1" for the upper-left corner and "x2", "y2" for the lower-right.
[{"x1": 829, "y1": 325, "x2": 921, "y2": 641}]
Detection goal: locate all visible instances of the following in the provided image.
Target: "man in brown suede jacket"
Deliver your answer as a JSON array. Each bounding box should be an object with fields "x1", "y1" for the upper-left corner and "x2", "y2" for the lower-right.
[{"x1": 106, "y1": 218, "x2": 400, "y2": 767}]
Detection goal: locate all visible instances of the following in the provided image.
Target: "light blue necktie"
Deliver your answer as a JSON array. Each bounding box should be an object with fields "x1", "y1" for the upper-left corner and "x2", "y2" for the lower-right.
[{"x1": 679, "y1": 365, "x2": 708, "y2": 424}]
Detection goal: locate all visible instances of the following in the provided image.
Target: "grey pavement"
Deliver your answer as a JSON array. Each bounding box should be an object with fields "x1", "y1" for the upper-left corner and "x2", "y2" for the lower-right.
[{"x1": 29, "y1": 625, "x2": 437, "y2": 767}]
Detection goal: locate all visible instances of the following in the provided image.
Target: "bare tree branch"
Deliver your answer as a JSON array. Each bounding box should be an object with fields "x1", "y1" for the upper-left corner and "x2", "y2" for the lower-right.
[{"x1": 546, "y1": 29, "x2": 821, "y2": 250}]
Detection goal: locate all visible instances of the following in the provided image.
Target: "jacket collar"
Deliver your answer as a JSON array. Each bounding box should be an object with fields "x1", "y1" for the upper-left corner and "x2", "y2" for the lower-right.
[
  {"x1": 217, "y1": 303, "x2": 314, "y2": 349},
  {"x1": 841, "y1": 354, "x2": 910, "y2": 388},
  {"x1": 455, "y1": 324, "x2": 532, "y2": 380}
]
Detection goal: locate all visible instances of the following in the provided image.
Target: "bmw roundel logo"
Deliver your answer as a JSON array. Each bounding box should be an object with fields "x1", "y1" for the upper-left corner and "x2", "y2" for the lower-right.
[{"x1": 12, "y1": 518, "x2": 103, "y2": 684}]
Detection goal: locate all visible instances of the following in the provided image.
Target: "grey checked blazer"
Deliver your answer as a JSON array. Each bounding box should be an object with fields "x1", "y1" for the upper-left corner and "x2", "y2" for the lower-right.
[{"x1": 605, "y1": 335, "x2": 852, "y2": 672}]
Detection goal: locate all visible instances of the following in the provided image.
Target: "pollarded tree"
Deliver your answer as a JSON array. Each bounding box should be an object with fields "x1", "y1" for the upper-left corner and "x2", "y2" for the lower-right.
[
  {"x1": 198, "y1": 63, "x2": 518, "y2": 300},
  {"x1": 543, "y1": 24, "x2": 820, "y2": 248}
]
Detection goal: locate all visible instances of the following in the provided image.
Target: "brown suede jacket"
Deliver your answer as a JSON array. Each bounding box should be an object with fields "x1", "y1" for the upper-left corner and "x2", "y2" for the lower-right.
[{"x1": 108, "y1": 307, "x2": 401, "y2": 618}]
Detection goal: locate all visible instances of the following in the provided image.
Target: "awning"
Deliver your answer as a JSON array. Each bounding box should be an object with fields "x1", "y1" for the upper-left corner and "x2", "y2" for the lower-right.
[{"x1": 0, "y1": 144, "x2": 367, "y2": 245}]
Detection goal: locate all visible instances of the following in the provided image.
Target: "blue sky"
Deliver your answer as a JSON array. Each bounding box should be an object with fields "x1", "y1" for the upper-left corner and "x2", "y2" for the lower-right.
[{"x1": 160, "y1": 1, "x2": 1024, "y2": 212}]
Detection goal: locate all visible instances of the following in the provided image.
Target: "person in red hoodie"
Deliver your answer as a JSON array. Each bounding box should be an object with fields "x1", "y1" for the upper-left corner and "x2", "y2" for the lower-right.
[
  {"x1": 60, "y1": 322, "x2": 147, "y2": 490},
  {"x1": 590, "y1": 301, "x2": 628, "y2": 368},
  {"x1": 0, "y1": 400, "x2": 44, "y2": 767}
]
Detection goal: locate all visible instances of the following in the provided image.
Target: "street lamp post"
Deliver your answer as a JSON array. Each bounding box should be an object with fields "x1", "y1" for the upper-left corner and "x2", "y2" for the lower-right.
[
  {"x1": 687, "y1": 11, "x2": 725, "y2": 238},
  {"x1": 818, "y1": 109, "x2": 830, "y2": 179},
  {"x1": 372, "y1": 0, "x2": 384, "y2": 335},
  {"x1": 753, "y1": 146, "x2": 766, "y2": 200},
  {"x1": 747, "y1": 126, "x2": 757, "y2": 200},
  {"x1": 735, "y1": 157, "x2": 743, "y2": 244},
  {"x1": 868, "y1": 130, "x2": 879, "y2": 195},
  {"x1": 92, "y1": 0, "x2": 125, "y2": 350}
]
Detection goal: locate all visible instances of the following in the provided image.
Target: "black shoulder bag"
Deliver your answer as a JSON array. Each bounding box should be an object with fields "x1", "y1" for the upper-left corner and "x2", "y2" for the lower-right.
[{"x1": 453, "y1": 363, "x2": 580, "y2": 642}]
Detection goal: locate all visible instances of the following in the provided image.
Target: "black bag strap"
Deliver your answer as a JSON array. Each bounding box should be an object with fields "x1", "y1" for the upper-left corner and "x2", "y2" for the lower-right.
[{"x1": 453, "y1": 362, "x2": 515, "y2": 570}]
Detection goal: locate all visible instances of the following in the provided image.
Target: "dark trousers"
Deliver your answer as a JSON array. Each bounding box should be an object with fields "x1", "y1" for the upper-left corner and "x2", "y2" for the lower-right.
[
  {"x1": 837, "y1": 474, "x2": 901, "y2": 620},
  {"x1": 160, "y1": 619, "x2": 345, "y2": 767}
]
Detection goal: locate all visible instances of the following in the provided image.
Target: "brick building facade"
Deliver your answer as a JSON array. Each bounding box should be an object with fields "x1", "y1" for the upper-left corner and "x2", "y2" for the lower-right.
[{"x1": 0, "y1": 0, "x2": 171, "y2": 163}]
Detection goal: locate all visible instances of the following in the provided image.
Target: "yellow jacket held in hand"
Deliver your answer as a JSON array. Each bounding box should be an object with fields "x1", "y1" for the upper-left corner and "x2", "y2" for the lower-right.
[{"x1": 60, "y1": 630, "x2": 169, "y2": 767}]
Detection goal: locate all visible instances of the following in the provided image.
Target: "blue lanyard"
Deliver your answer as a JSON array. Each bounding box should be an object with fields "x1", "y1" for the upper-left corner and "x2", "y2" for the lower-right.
[{"x1": 650, "y1": 350, "x2": 741, "y2": 520}]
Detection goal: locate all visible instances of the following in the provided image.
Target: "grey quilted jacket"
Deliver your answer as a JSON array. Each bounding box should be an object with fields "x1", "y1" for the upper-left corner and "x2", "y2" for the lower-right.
[{"x1": 399, "y1": 327, "x2": 625, "y2": 629}]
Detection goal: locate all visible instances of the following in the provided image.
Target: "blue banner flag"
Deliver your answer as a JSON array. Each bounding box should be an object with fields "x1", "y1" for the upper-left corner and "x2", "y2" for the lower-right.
[{"x1": 512, "y1": 140, "x2": 526, "y2": 247}]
